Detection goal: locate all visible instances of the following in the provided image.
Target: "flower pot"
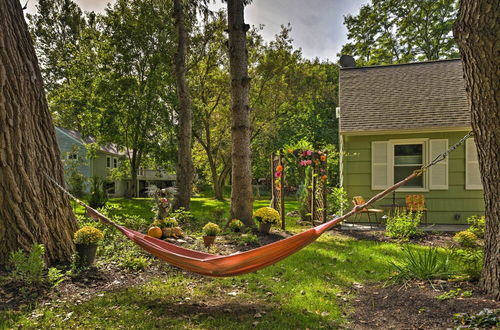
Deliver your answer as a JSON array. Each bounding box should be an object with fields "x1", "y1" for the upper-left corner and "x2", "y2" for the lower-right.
[
  {"x1": 259, "y1": 223, "x2": 272, "y2": 234},
  {"x1": 75, "y1": 243, "x2": 97, "y2": 267},
  {"x1": 203, "y1": 236, "x2": 216, "y2": 248}
]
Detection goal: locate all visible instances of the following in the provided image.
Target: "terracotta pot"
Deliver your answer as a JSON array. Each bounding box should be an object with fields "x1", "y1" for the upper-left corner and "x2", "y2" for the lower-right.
[
  {"x1": 75, "y1": 243, "x2": 97, "y2": 267},
  {"x1": 259, "y1": 223, "x2": 272, "y2": 234},
  {"x1": 203, "y1": 235, "x2": 216, "y2": 247}
]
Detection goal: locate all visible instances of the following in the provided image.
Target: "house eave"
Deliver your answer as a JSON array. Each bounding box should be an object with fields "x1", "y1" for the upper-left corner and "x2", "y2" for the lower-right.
[{"x1": 340, "y1": 126, "x2": 471, "y2": 136}]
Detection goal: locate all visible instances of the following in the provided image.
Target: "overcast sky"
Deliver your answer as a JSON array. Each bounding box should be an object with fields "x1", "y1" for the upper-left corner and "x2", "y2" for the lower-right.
[{"x1": 25, "y1": 0, "x2": 368, "y2": 61}]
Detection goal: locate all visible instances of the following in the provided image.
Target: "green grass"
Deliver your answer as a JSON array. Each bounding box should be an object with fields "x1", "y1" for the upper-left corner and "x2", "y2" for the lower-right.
[{"x1": 1, "y1": 197, "x2": 443, "y2": 329}]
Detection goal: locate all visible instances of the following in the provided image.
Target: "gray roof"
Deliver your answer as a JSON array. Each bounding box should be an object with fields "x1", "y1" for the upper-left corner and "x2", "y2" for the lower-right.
[
  {"x1": 339, "y1": 59, "x2": 471, "y2": 133},
  {"x1": 56, "y1": 126, "x2": 125, "y2": 156}
]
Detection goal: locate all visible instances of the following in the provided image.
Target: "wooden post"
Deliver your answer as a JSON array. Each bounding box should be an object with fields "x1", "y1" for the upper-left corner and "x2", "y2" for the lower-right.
[
  {"x1": 311, "y1": 166, "x2": 316, "y2": 225},
  {"x1": 322, "y1": 151, "x2": 328, "y2": 223},
  {"x1": 270, "y1": 153, "x2": 275, "y2": 208},
  {"x1": 280, "y1": 153, "x2": 286, "y2": 230}
]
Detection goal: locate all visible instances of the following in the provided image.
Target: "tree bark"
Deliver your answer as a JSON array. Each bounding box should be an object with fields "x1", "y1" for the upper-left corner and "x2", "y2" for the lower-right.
[
  {"x1": 227, "y1": 0, "x2": 254, "y2": 226},
  {"x1": 0, "y1": 0, "x2": 78, "y2": 266},
  {"x1": 454, "y1": 0, "x2": 500, "y2": 300},
  {"x1": 173, "y1": 0, "x2": 194, "y2": 210}
]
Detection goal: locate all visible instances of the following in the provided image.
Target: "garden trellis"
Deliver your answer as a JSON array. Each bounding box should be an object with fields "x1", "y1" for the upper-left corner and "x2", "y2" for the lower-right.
[{"x1": 271, "y1": 150, "x2": 329, "y2": 229}]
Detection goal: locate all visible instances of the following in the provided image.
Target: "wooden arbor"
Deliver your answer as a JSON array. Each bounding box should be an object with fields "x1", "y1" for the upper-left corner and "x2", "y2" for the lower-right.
[{"x1": 271, "y1": 150, "x2": 328, "y2": 229}]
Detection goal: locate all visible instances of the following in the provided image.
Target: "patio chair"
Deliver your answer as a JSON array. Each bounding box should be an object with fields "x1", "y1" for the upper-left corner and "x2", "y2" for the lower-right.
[
  {"x1": 352, "y1": 196, "x2": 384, "y2": 226},
  {"x1": 405, "y1": 194, "x2": 428, "y2": 224}
]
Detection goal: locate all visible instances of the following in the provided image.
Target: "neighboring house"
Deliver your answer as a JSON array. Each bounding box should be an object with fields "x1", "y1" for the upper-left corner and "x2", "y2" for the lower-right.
[
  {"x1": 55, "y1": 127, "x2": 175, "y2": 197},
  {"x1": 338, "y1": 59, "x2": 484, "y2": 224}
]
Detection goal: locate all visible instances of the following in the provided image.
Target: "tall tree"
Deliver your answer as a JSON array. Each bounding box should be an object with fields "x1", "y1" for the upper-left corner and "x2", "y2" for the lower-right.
[
  {"x1": 454, "y1": 0, "x2": 499, "y2": 300},
  {"x1": 341, "y1": 0, "x2": 459, "y2": 65},
  {"x1": 173, "y1": 0, "x2": 194, "y2": 209},
  {"x1": 0, "y1": 0, "x2": 78, "y2": 265},
  {"x1": 226, "y1": 0, "x2": 253, "y2": 226}
]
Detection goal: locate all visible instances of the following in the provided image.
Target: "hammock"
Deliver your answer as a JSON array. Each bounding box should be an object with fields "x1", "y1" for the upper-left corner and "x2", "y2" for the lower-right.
[{"x1": 46, "y1": 132, "x2": 472, "y2": 277}]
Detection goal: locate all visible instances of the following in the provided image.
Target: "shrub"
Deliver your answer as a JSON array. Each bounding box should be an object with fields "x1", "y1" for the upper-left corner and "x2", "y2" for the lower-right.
[
  {"x1": 451, "y1": 248, "x2": 483, "y2": 281},
  {"x1": 212, "y1": 208, "x2": 226, "y2": 221},
  {"x1": 453, "y1": 308, "x2": 499, "y2": 328},
  {"x1": 254, "y1": 207, "x2": 281, "y2": 225},
  {"x1": 74, "y1": 226, "x2": 104, "y2": 245},
  {"x1": 327, "y1": 187, "x2": 348, "y2": 216},
  {"x1": 162, "y1": 218, "x2": 178, "y2": 228},
  {"x1": 390, "y1": 245, "x2": 452, "y2": 282},
  {"x1": 436, "y1": 288, "x2": 472, "y2": 301},
  {"x1": 203, "y1": 222, "x2": 221, "y2": 236},
  {"x1": 47, "y1": 267, "x2": 65, "y2": 287},
  {"x1": 170, "y1": 207, "x2": 194, "y2": 225},
  {"x1": 120, "y1": 255, "x2": 150, "y2": 271},
  {"x1": 229, "y1": 219, "x2": 244, "y2": 232},
  {"x1": 453, "y1": 231, "x2": 478, "y2": 248},
  {"x1": 385, "y1": 209, "x2": 422, "y2": 240},
  {"x1": 467, "y1": 215, "x2": 485, "y2": 238},
  {"x1": 89, "y1": 176, "x2": 108, "y2": 208},
  {"x1": 240, "y1": 233, "x2": 259, "y2": 245},
  {"x1": 9, "y1": 244, "x2": 46, "y2": 285}
]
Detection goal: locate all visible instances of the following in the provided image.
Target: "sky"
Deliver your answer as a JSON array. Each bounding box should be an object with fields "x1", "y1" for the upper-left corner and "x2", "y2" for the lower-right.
[{"x1": 25, "y1": 0, "x2": 368, "y2": 60}]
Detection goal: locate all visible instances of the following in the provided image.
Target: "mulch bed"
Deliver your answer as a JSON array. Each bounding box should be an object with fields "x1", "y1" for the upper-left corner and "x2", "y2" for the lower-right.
[
  {"x1": 337, "y1": 229, "x2": 455, "y2": 248},
  {"x1": 348, "y1": 280, "x2": 500, "y2": 329}
]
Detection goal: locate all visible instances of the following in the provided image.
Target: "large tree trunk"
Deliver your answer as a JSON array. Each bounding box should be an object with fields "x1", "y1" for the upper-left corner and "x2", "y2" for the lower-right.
[
  {"x1": 454, "y1": 0, "x2": 500, "y2": 300},
  {"x1": 0, "y1": 0, "x2": 78, "y2": 266},
  {"x1": 227, "y1": 0, "x2": 254, "y2": 226},
  {"x1": 173, "y1": 0, "x2": 194, "y2": 210}
]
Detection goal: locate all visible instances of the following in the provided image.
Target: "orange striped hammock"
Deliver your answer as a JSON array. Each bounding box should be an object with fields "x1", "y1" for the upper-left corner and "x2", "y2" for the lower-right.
[{"x1": 61, "y1": 171, "x2": 420, "y2": 278}]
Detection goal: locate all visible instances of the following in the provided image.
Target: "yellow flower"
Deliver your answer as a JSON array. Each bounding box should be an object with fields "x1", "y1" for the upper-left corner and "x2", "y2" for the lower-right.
[
  {"x1": 74, "y1": 226, "x2": 104, "y2": 245},
  {"x1": 254, "y1": 207, "x2": 280, "y2": 225}
]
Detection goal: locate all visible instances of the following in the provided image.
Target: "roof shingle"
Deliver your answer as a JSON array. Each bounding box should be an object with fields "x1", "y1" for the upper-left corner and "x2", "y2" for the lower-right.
[{"x1": 339, "y1": 59, "x2": 471, "y2": 133}]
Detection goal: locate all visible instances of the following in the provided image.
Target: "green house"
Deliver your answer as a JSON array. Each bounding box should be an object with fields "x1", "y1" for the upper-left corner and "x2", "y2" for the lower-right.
[{"x1": 339, "y1": 59, "x2": 484, "y2": 224}]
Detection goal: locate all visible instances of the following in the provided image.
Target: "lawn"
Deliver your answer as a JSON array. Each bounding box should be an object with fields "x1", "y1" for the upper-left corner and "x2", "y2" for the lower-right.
[{"x1": 1, "y1": 196, "x2": 489, "y2": 329}]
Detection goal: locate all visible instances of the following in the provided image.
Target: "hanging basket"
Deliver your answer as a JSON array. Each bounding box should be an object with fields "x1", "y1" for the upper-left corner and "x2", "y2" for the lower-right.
[{"x1": 75, "y1": 243, "x2": 97, "y2": 267}]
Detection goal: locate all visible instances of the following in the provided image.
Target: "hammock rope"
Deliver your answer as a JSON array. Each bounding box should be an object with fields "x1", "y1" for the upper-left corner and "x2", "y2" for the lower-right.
[{"x1": 45, "y1": 132, "x2": 472, "y2": 277}]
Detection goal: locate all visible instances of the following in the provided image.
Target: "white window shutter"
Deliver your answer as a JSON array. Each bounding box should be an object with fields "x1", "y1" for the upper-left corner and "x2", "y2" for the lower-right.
[
  {"x1": 429, "y1": 139, "x2": 448, "y2": 190},
  {"x1": 465, "y1": 138, "x2": 482, "y2": 190},
  {"x1": 372, "y1": 141, "x2": 389, "y2": 190}
]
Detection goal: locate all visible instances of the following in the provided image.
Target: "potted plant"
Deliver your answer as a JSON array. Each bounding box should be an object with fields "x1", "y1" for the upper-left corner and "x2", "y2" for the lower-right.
[
  {"x1": 202, "y1": 222, "x2": 221, "y2": 247},
  {"x1": 229, "y1": 219, "x2": 244, "y2": 233},
  {"x1": 254, "y1": 207, "x2": 280, "y2": 234},
  {"x1": 74, "y1": 226, "x2": 104, "y2": 267}
]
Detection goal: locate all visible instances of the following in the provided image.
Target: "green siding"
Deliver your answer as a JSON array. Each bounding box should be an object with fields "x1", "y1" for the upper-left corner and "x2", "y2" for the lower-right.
[{"x1": 342, "y1": 131, "x2": 484, "y2": 224}]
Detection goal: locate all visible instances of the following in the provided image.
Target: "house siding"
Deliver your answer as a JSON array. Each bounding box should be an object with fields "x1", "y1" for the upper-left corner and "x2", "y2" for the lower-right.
[{"x1": 342, "y1": 130, "x2": 484, "y2": 224}]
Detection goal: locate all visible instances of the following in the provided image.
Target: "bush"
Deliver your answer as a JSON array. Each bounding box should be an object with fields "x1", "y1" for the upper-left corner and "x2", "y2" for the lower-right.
[
  {"x1": 229, "y1": 219, "x2": 244, "y2": 232},
  {"x1": 385, "y1": 209, "x2": 422, "y2": 240},
  {"x1": 390, "y1": 245, "x2": 452, "y2": 282},
  {"x1": 254, "y1": 207, "x2": 281, "y2": 225},
  {"x1": 162, "y1": 218, "x2": 178, "y2": 228},
  {"x1": 327, "y1": 187, "x2": 348, "y2": 216},
  {"x1": 212, "y1": 208, "x2": 226, "y2": 221},
  {"x1": 170, "y1": 207, "x2": 194, "y2": 225},
  {"x1": 89, "y1": 176, "x2": 108, "y2": 208},
  {"x1": 451, "y1": 248, "x2": 483, "y2": 281},
  {"x1": 120, "y1": 255, "x2": 151, "y2": 271},
  {"x1": 9, "y1": 244, "x2": 46, "y2": 285},
  {"x1": 453, "y1": 231, "x2": 478, "y2": 248},
  {"x1": 203, "y1": 222, "x2": 221, "y2": 236},
  {"x1": 240, "y1": 233, "x2": 259, "y2": 245},
  {"x1": 47, "y1": 267, "x2": 66, "y2": 287},
  {"x1": 74, "y1": 226, "x2": 104, "y2": 245},
  {"x1": 467, "y1": 215, "x2": 485, "y2": 238},
  {"x1": 453, "y1": 308, "x2": 499, "y2": 328}
]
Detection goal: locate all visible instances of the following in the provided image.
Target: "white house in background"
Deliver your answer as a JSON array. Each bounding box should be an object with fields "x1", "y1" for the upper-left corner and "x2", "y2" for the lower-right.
[{"x1": 55, "y1": 126, "x2": 176, "y2": 197}]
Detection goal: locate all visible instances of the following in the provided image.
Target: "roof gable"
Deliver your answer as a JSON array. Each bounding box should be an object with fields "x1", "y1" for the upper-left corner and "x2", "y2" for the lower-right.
[{"x1": 339, "y1": 59, "x2": 471, "y2": 133}]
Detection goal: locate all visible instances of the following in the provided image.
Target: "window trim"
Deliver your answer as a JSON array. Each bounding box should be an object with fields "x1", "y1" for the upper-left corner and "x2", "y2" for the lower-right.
[{"x1": 388, "y1": 138, "x2": 429, "y2": 192}]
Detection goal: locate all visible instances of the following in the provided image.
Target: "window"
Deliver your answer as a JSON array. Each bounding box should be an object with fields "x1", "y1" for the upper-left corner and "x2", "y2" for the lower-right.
[
  {"x1": 393, "y1": 143, "x2": 424, "y2": 188},
  {"x1": 138, "y1": 167, "x2": 145, "y2": 176},
  {"x1": 106, "y1": 156, "x2": 111, "y2": 168},
  {"x1": 113, "y1": 157, "x2": 118, "y2": 168},
  {"x1": 67, "y1": 153, "x2": 78, "y2": 160}
]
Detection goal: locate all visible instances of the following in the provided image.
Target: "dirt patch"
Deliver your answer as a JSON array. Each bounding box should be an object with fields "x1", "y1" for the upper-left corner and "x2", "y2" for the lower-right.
[
  {"x1": 337, "y1": 229, "x2": 455, "y2": 248},
  {"x1": 348, "y1": 281, "x2": 500, "y2": 329}
]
